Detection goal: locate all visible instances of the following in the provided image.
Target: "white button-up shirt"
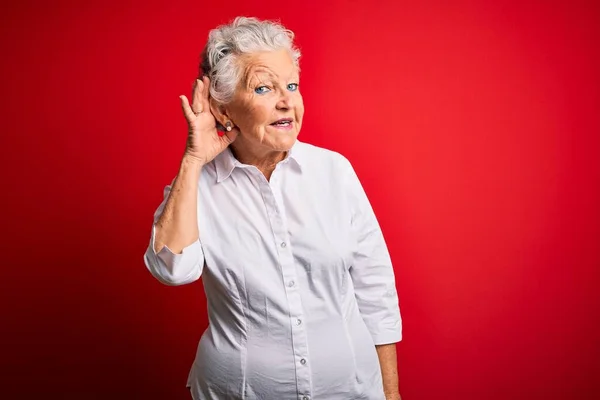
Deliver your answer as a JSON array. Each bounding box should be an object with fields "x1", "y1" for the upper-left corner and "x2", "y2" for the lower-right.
[{"x1": 144, "y1": 140, "x2": 402, "y2": 399}]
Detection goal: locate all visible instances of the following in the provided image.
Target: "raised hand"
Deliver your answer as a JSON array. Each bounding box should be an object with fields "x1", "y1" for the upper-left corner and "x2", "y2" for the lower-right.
[{"x1": 179, "y1": 76, "x2": 238, "y2": 165}]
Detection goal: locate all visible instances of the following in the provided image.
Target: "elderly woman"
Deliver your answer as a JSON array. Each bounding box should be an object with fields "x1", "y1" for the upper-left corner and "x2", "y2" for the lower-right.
[{"x1": 144, "y1": 16, "x2": 403, "y2": 400}]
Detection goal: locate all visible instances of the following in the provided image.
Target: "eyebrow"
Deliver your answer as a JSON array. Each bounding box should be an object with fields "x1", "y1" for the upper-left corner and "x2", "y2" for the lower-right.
[
  {"x1": 244, "y1": 65, "x2": 299, "y2": 86},
  {"x1": 246, "y1": 67, "x2": 275, "y2": 82}
]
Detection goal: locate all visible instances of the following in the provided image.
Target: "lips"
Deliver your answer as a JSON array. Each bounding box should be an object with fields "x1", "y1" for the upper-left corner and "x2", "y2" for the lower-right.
[{"x1": 270, "y1": 118, "x2": 293, "y2": 127}]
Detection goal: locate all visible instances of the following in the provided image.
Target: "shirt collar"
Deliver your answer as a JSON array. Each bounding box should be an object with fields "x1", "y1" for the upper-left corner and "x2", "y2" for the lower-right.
[{"x1": 215, "y1": 139, "x2": 304, "y2": 183}]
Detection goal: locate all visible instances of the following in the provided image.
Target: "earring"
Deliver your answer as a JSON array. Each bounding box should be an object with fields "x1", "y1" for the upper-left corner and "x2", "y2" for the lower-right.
[{"x1": 225, "y1": 121, "x2": 233, "y2": 132}]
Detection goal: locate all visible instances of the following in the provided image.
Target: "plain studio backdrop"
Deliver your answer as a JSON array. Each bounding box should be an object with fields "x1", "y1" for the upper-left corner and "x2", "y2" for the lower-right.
[{"x1": 1, "y1": 0, "x2": 599, "y2": 398}]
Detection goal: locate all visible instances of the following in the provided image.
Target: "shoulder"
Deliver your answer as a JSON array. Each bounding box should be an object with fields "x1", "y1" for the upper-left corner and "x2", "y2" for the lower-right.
[
  {"x1": 294, "y1": 140, "x2": 368, "y2": 204},
  {"x1": 294, "y1": 140, "x2": 354, "y2": 175}
]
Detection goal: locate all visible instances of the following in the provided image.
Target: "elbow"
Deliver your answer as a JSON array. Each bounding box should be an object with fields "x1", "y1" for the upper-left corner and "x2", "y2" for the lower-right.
[{"x1": 143, "y1": 242, "x2": 204, "y2": 286}]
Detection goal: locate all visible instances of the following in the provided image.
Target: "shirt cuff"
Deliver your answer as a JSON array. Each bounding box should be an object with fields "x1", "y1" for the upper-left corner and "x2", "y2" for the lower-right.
[
  {"x1": 370, "y1": 318, "x2": 403, "y2": 345},
  {"x1": 145, "y1": 225, "x2": 204, "y2": 285}
]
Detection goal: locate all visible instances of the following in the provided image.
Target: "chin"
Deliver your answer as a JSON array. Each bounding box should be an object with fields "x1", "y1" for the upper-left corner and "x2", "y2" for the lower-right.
[
  {"x1": 270, "y1": 137, "x2": 297, "y2": 152},
  {"x1": 265, "y1": 127, "x2": 299, "y2": 150}
]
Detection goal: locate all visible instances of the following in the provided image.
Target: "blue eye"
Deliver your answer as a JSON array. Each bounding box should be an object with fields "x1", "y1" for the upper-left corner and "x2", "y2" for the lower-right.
[
  {"x1": 287, "y1": 83, "x2": 299, "y2": 91},
  {"x1": 255, "y1": 86, "x2": 271, "y2": 94}
]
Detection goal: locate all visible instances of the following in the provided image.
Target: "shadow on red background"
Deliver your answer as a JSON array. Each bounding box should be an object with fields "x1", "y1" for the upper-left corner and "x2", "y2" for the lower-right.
[{"x1": 1, "y1": 0, "x2": 599, "y2": 398}]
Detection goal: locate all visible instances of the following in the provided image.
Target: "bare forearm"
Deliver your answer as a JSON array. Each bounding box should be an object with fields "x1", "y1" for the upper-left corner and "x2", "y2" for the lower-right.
[
  {"x1": 376, "y1": 343, "x2": 399, "y2": 398},
  {"x1": 154, "y1": 155, "x2": 203, "y2": 254}
]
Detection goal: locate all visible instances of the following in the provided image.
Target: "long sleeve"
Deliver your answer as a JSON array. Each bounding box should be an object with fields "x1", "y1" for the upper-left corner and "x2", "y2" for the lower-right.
[
  {"x1": 345, "y1": 159, "x2": 402, "y2": 345},
  {"x1": 143, "y1": 182, "x2": 204, "y2": 286}
]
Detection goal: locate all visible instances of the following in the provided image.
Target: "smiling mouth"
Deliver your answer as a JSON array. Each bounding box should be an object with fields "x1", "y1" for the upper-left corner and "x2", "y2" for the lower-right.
[{"x1": 270, "y1": 118, "x2": 293, "y2": 127}]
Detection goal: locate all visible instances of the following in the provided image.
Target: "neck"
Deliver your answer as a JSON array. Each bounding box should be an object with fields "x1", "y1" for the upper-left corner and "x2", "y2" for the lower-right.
[{"x1": 230, "y1": 140, "x2": 287, "y2": 181}]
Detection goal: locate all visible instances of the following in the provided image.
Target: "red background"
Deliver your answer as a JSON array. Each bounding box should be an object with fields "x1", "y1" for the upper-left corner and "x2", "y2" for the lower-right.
[{"x1": 1, "y1": 0, "x2": 599, "y2": 398}]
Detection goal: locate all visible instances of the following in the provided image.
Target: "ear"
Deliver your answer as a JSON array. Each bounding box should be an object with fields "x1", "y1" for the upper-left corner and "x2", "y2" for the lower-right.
[{"x1": 209, "y1": 98, "x2": 232, "y2": 131}]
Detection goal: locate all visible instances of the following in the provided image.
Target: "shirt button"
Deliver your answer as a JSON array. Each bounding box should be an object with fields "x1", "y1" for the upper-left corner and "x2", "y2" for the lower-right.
[
  {"x1": 296, "y1": 319, "x2": 302, "y2": 325},
  {"x1": 303, "y1": 396, "x2": 309, "y2": 400},
  {"x1": 288, "y1": 280, "x2": 295, "y2": 287},
  {"x1": 280, "y1": 242, "x2": 287, "y2": 248},
  {"x1": 300, "y1": 358, "x2": 306, "y2": 365}
]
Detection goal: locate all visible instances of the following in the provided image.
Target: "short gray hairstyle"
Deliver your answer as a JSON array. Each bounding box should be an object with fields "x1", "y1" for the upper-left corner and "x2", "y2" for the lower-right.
[{"x1": 200, "y1": 16, "x2": 302, "y2": 105}]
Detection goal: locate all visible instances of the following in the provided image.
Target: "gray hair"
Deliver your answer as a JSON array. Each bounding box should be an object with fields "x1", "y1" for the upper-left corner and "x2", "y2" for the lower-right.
[{"x1": 200, "y1": 17, "x2": 302, "y2": 105}]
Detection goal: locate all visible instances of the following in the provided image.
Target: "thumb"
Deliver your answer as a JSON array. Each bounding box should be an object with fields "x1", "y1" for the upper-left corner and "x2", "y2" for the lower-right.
[{"x1": 219, "y1": 128, "x2": 239, "y2": 148}]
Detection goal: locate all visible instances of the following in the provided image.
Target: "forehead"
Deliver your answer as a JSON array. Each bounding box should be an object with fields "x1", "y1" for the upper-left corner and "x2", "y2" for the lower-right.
[{"x1": 240, "y1": 49, "x2": 298, "y2": 82}]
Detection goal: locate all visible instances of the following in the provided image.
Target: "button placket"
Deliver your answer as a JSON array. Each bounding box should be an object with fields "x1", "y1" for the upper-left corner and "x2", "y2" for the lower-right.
[{"x1": 264, "y1": 171, "x2": 313, "y2": 398}]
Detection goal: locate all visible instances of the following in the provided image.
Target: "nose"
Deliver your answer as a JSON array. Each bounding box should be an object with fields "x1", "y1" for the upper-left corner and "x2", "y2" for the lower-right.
[{"x1": 276, "y1": 91, "x2": 294, "y2": 110}]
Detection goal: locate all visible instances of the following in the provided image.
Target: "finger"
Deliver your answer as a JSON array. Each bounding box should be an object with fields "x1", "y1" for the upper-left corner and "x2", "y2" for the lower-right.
[
  {"x1": 219, "y1": 127, "x2": 239, "y2": 147},
  {"x1": 201, "y1": 76, "x2": 211, "y2": 111},
  {"x1": 179, "y1": 95, "x2": 195, "y2": 122},
  {"x1": 192, "y1": 79, "x2": 204, "y2": 114},
  {"x1": 202, "y1": 76, "x2": 210, "y2": 99}
]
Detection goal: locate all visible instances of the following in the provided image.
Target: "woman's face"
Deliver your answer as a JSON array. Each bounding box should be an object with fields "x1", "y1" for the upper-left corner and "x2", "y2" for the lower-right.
[{"x1": 224, "y1": 49, "x2": 304, "y2": 153}]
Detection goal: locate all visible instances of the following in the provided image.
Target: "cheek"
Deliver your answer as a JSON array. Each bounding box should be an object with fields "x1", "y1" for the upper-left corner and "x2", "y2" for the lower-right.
[
  {"x1": 229, "y1": 108, "x2": 252, "y2": 131},
  {"x1": 295, "y1": 94, "x2": 305, "y2": 112},
  {"x1": 239, "y1": 102, "x2": 272, "y2": 128},
  {"x1": 296, "y1": 100, "x2": 305, "y2": 120}
]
